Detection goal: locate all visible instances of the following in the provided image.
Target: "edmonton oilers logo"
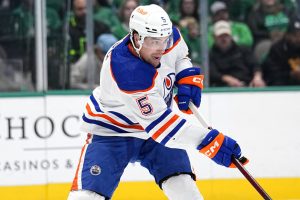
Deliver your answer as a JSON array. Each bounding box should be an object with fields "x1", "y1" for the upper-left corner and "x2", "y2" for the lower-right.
[
  {"x1": 164, "y1": 77, "x2": 172, "y2": 90},
  {"x1": 90, "y1": 165, "x2": 101, "y2": 176},
  {"x1": 163, "y1": 73, "x2": 175, "y2": 98},
  {"x1": 164, "y1": 74, "x2": 174, "y2": 90}
]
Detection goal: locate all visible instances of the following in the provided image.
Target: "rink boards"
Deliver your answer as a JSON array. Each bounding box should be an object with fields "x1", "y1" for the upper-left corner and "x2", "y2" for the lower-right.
[{"x1": 0, "y1": 88, "x2": 299, "y2": 199}]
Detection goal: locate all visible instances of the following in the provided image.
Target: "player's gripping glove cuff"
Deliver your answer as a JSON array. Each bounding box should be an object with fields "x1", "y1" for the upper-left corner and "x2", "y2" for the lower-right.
[
  {"x1": 197, "y1": 129, "x2": 242, "y2": 168},
  {"x1": 175, "y1": 67, "x2": 204, "y2": 113}
]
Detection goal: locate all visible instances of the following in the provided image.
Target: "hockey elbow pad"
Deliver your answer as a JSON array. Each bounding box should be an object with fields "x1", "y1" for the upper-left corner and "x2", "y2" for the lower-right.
[
  {"x1": 197, "y1": 129, "x2": 245, "y2": 168},
  {"x1": 175, "y1": 67, "x2": 204, "y2": 113}
]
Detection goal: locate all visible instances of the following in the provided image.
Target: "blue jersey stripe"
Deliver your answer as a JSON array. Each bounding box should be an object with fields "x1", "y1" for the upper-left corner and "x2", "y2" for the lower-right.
[
  {"x1": 173, "y1": 27, "x2": 181, "y2": 44},
  {"x1": 82, "y1": 114, "x2": 129, "y2": 133},
  {"x1": 90, "y1": 95, "x2": 102, "y2": 113},
  {"x1": 108, "y1": 111, "x2": 137, "y2": 125},
  {"x1": 90, "y1": 95, "x2": 138, "y2": 125},
  {"x1": 160, "y1": 119, "x2": 186, "y2": 145},
  {"x1": 145, "y1": 109, "x2": 172, "y2": 133}
]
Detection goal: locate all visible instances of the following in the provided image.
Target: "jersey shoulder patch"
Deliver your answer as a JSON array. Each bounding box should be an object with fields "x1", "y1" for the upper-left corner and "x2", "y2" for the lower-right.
[{"x1": 111, "y1": 43, "x2": 157, "y2": 93}]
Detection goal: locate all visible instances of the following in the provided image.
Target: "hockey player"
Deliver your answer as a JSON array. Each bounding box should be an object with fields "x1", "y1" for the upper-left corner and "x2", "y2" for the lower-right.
[{"x1": 68, "y1": 4, "x2": 247, "y2": 200}]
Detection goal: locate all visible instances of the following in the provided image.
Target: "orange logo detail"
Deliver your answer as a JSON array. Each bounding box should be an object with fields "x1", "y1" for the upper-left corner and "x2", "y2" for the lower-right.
[{"x1": 137, "y1": 7, "x2": 148, "y2": 15}]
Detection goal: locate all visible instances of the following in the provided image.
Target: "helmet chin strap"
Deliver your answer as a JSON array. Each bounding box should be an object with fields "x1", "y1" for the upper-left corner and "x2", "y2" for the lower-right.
[{"x1": 130, "y1": 32, "x2": 144, "y2": 59}]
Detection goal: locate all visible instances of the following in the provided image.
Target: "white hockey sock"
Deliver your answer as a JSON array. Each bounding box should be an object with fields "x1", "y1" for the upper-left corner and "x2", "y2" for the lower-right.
[{"x1": 162, "y1": 174, "x2": 204, "y2": 200}]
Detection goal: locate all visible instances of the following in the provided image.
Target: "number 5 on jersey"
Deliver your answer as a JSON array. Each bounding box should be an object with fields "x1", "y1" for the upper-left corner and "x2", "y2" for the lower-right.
[{"x1": 136, "y1": 95, "x2": 153, "y2": 115}]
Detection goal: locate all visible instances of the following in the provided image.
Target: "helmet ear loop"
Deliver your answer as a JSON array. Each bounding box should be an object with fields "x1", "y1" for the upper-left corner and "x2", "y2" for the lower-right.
[{"x1": 130, "y1": 32, "x2": 144, "y2": 58}]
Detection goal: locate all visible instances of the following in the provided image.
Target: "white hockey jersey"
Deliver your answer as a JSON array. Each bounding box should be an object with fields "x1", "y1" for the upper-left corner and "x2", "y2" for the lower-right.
[{"x1": 80, "y1": 27, "x2": 208, "y2": 148}]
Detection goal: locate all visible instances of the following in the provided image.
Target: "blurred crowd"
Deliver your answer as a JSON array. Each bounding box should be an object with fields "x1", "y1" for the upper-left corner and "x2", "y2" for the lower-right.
[{"x1": 0, "y1": 0, "x2": 300, "y2": 91}]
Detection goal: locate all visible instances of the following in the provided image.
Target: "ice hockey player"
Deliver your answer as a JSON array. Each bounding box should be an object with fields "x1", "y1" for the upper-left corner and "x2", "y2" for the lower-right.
[{"x1": 68, "y1": 4, "x2": 246, "y2": 200}]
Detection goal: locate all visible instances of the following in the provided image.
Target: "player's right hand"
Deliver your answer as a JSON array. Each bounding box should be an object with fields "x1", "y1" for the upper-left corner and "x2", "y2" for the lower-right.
[{"x1": 197, "y1": 129, "x2": 247, "y2": 168}]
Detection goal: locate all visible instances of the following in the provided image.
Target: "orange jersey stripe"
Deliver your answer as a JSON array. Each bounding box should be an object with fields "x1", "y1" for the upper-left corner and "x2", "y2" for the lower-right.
[
  {"x1": 86, "y1": 103, "x2": 144, "y2": 130},
  {"x1": 152, "y1": 115, "x2": 179, "y2": 140},
  {"x1": 71, "y1": 133, "x2": 92, "y2": 191}
]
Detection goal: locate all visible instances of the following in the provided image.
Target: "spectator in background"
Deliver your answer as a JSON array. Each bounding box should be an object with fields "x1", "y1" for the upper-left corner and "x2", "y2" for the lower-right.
[
  {"x1": 176, "y1": 0, "x2": 201, "y2": 65},
  {"x1": 183, "y1": 18, "x2": 202, "y2": 66},
  {"x1": 247, "y1": 0, "x2": 294, "y2": 63},
  {"x1": 94, "y1": 0, "x2": 119, "y2": 28},
  {"x1": 208, "y1": 1, "x2": 253, "y2": 48},
  {"x1": 70, "y1": 34, "x2": 117, "y2": 89},
  {"x1": 112, "y1": 0, "x2": 139, "y2": 40},
  {"x1": 68, "y1": 0, "x2": 117, "y2": 89},
  {"x1": 209, "y1": 20, "x2": 265, "y2": 87},
  {"x1": 262, "y1": 16, "x2": 300, "y2": 85},
  {"x1": 178, "y1": 0, "x2": 199, "y2": 28},
  {"x1": 68, "y1": 0, "x2": 114, "y2": 64},
  {"x1": 225, "y1": 0, "x2": 256, "y2": 22}
]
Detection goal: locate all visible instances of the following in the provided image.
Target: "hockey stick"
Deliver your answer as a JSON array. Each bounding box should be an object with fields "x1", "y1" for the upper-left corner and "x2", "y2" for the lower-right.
[{"x1": 189, "y1": 102, "x2": 272, "y2": 200}]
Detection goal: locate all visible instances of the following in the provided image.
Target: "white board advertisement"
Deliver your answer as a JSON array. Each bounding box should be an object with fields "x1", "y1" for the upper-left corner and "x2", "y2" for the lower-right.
[{"x1": 0, "y1": 91, "x2": 300, "y2": 186}]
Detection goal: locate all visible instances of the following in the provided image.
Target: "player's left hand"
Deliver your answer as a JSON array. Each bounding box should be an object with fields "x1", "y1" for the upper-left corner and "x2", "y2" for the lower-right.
[
  {"x1": 176, "y1": 84, "x2": 201, "y2": 111},
  {"x1": 175, "y1": 67, "x2": 204, "y2": 113}
]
